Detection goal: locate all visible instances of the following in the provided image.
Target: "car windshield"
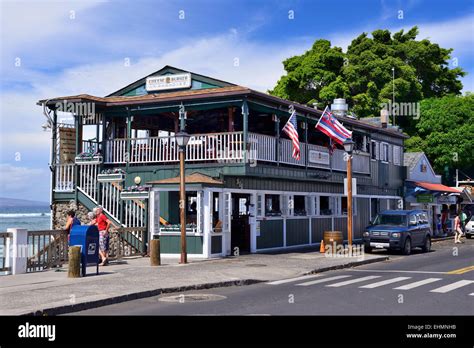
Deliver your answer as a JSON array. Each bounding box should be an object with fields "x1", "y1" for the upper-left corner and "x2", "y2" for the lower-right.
[{"x1": 373, "y1": 214, "x2": 407, "y2": 226}]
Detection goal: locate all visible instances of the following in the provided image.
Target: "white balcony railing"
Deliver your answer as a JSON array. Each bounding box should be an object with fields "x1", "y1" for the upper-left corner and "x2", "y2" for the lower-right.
[
  {"x1": 54, "y1": 164, "x2": 75, "y2": 191},
  {"x1": 103, "y1": 131, "x2": 370, "y2": 174}
]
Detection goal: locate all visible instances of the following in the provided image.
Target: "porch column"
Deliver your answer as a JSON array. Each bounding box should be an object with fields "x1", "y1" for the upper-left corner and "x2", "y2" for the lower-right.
[
  {"x1": 242, "y1": 100, "x2": 249, "y2": 165},
  {"x1": 275, "y1": 114, "x2": 280, "y2": 166},
  {"x1": 74, "y1": 114, "x2": 81, "y2": 203},
  {"x1": 228, "y1": 107, "x2": 234, "y2": 132},
  {"x1": 202, "y1": 189, "x2": 212, "y2": 258},
  {"x1": 126, "y1": 108, "x2": 132, "y2": 168}
]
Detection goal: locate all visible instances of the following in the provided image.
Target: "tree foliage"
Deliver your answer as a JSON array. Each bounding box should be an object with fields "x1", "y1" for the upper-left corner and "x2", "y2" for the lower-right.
[
  {"x1": 404, "y1": 94, "x2": 473, "y2": 172},
  {"x1": 269, "y1": 27, "x2": 466, "y2": 122}
]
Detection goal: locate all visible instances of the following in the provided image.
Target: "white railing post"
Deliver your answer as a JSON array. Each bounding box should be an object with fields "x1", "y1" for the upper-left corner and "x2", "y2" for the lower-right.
[{"x1": 6, "y1": 228, "x2": 28, "y2": 275}]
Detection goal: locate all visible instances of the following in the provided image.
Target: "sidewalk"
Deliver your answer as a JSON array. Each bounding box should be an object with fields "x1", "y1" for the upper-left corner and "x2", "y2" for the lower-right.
[{"x1": 0, "y1": 250, "x2": 388, "y2": 315}]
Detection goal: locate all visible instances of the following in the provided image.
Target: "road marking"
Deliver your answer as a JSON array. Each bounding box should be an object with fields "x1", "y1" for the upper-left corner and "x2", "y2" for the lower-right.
[
  {"x1": 326, "y1": 275, "x2": 381, "y2": 287},
  {"x1": 296, "y1": 275, "x2": 351, "y2": 286},
  {"x1": 393, "y1": 278, "x2": 442, "y2": 290},
  {"x1": 430, "y1": 280, "x2": 474, "y2": 293},
  {"x1": 446, "y1": 265, "x2": 474, "y2": 275},
  {"x1": 348, "y1": 269, "x2": 446, "y2": 274},
  {"x1": 359, "y1": 277, "x2": 411, "y2": 289},
  {"x1": 266, "y1": 274, "x2": 321, "y2": 285}
]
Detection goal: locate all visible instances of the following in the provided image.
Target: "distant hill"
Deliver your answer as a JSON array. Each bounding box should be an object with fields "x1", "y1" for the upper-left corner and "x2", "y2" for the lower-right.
[{"x1": 0, "y1": 197, "x2": 49, "y2": 208}]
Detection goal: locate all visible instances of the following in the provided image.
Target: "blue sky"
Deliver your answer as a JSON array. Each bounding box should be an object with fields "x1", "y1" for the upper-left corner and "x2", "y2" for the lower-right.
[{"x1": 0, "y1": 0, "x2": 473, "y2": 201}]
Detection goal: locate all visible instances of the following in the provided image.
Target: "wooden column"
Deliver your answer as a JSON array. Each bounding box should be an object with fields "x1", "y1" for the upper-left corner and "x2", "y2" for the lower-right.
[
  {"x1": 242, "y1": 100, "x2": 249, "y2": 165},
  {"x1": 275, "y1": 114, "x2": 280, "y2": 166},
  {"x1": 228, "y1": 107, "x2": 234, "y2": 132},
  {"x1": 126, "y1": 108, "x2": 132, "y2": 168}
]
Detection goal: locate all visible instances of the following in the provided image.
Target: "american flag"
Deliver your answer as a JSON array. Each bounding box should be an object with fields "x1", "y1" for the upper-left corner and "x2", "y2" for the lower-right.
[{"x1": 282, "y1": 110, "x2": 300, "y2": 160}]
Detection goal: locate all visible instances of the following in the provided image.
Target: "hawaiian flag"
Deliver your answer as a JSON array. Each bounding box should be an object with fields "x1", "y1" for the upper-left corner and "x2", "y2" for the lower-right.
[
  {"x1": 315, "y1": 106, "x2": 352, "y2": 145},
  {"x1": 282, "y1": 110, "x2": 300, "y2": 160}
]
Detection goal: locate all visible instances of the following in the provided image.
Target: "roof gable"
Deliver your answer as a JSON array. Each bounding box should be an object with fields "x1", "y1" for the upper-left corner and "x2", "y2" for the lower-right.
[
  {"x1": 107, "y1": 65, "x2": 236, "y2": 97},
  {"x1": 404, "y1": 152, "x2": 440, "y2": 183}
]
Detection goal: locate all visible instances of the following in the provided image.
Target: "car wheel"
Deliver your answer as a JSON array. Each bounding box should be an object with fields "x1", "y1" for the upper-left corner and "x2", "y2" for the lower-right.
[
  {"x1": 402, "y1": 238, "x2": 411, "y2": 255},
  {"x1": 466, "y1": 234, "x2": 472, "y2": 239},
  {"x1": 364, "y1": 246, "x2": 372, "y2": 253},
  {"x1": 421, "y1": 235, "x2": 431, "y2": 252}
]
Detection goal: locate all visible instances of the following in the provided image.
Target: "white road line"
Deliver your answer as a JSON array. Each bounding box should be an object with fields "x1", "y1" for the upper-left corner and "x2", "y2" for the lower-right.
[
  {"x1": 348, "y1": 269, "x2": 446, "y2": 274},
  {"x1": 296, "y1": 275, "x2": 352, "y2": 286},
  {"x1": 393, "y1": 278, "x2": 442, "y2": 290},
  {"x1": 326, "y1": 275, "x2": 381, "y2": 287},
  {"x1": 359, "y1": 277, "x2": 411, "y2": 289},
  {"x1": 266, "y1": 274, "x2": 321, "y2": 285},
  {"x1": 430, "y1": 280, "x2": 474, "y2": 294}
]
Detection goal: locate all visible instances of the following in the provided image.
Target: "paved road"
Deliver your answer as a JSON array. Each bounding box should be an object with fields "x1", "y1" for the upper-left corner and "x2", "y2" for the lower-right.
[{"x1": 75, "y1": 239, "x2": 474, "y2": 315}]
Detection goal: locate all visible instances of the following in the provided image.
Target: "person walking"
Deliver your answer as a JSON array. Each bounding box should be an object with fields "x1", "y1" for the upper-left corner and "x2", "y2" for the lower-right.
[
  {"x1": 64, "y1": 210, "x2": 81, "y2": 244},
  {"x1": 460, "y1": 210, "x2": 468, "y2": 234},
  {"x1": 454, "y1": 212, "x2": 463, "y2": 244},
  {"x1": 95, "y1": 206, "x2": 111, "y2": 266}
]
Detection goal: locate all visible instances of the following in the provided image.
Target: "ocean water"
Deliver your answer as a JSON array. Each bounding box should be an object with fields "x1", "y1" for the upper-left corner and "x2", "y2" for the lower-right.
[{"x1": 0, "y1": 205, "x2": 51, "y2": 232}]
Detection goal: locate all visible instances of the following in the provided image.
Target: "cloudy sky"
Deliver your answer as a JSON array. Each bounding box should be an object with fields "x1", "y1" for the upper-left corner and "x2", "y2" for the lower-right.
[{"x1": 0, "y1": 0, "x2": 473, "y2": 202}]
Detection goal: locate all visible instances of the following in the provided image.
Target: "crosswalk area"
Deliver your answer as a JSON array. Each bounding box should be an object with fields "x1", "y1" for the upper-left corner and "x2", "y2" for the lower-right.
[{"x1": 266, "y1": 273, "x2": 474, "y2": 295}]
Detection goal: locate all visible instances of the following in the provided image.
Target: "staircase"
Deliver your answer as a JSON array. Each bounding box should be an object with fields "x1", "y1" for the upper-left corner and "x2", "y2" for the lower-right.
[{"x1": 76, "y1": 163, "x2": 147, "y2": 256}]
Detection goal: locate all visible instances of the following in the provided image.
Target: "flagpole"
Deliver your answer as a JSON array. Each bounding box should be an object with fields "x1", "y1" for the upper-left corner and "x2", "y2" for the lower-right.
[{"x1": 315, "y1": 105, "x2": 328, "y2": 130}]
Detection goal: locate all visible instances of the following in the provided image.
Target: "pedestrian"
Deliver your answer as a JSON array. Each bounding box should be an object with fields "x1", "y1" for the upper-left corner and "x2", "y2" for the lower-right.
[
  {"x1": 460, "y1": 209, "x2": 468, "y2": 234},
  {"x1": 441, "y1": 207, "x2": 448, "y2": 236},
  {"x1": 64, "y1": 210, "x2": 81, "y2": 243},
  {"x1": 87, "y1": 211, "x2": 96, "y2": 225},
  {"x1": 95, "y1": 206, "x2": 111, "y2": 266},
  {"x1": 454, "y1": 211, "x2": 463, "y2": 244}
]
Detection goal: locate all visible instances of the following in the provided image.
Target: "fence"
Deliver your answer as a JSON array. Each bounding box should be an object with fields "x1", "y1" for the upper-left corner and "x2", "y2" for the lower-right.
[
  {"x1": 27, "y1": 230, "x2": 69, "y2": 272},
  {"x1": 0, "y1": 232, "x2": 12, "y2": 272}
]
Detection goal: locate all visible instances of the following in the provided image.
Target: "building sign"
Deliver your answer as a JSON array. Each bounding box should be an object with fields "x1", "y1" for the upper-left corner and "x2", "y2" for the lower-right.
[
  {"x1": 58, "y1": 127, "x2": 76, "y2": 163},
  {"x1": 437, "y1": 195, "x2": 457, "y2": 204},
  {"x1": 308, "y1": 150, "x2": 330, "y2": 165},
  {"x1": 146, "y1": 73, "x2": 192, "y2": 92},
  {"x1": 416, "y1": 194, "x2": 433, "y2": 203}
]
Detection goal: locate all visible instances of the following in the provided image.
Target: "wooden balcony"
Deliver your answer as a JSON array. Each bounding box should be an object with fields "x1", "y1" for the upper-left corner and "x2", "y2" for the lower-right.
[{"x1": 103, "y1": 131, "x2": 371, "y2": 174}]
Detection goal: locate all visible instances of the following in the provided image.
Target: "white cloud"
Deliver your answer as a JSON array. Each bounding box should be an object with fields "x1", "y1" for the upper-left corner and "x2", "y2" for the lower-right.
[{"x1": 0, "y1": 163, "x2": 50, "y2": 200}]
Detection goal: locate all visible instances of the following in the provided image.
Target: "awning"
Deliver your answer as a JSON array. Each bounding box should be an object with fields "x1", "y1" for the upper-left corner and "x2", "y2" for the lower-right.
[{"x1": 414, "y1": 181, "x2": 460, "y2": 193}]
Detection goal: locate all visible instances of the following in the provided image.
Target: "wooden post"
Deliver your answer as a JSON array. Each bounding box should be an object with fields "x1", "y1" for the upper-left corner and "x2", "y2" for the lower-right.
[
  {"x1": 242, "y1": 100, "x2": 249, "y2": 165},
  {"x1": 150, "y1": 239, "x2": 161, "y2": 266},
  {"x1": 275, "y1": 114, "x2": 280, "y2": 166},
  {"x1": 347, "y1": 156, "x2": 353, "y2": 247},
  {"x1": 228, "y1": 107, "x2": 234, "y2": 132},
  {"x1": 68, "y1": 246, "x2": 81, "y2": 278}
]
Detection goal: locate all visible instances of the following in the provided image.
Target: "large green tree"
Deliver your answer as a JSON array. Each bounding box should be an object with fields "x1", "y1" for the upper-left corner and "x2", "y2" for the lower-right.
[
  {"x1": 270, "y1": 27, "x2": 466, "y2": 122},
  {"x1": 405, "y1": 94, "x2": 474, "y2": 173}
]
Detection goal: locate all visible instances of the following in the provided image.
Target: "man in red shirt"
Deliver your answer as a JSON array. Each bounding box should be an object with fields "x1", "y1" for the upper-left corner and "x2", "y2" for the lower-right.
[{"x1": 95, "y1": 206, "x2": 111, "y2": 266}]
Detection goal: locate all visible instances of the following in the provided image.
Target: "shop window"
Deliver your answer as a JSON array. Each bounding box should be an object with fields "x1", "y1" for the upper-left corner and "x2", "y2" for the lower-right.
[
  {"x1": 265, "y1": 194, "x2": 281, "y2": 216},
  {"x1": 320, "y1": 196, "x2": 332, "y2": 215},
  {"x1": 341, "y1": 197, "x2": 357, "y2": 216},
  {"x1": 294, "y1": 195, "x2": 306, "y2": 216}
]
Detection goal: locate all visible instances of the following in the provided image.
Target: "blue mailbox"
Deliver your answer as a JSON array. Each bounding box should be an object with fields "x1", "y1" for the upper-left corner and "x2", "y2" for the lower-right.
[{"x1": 70, "y1": 225, "x2": 99, "y2": 276}]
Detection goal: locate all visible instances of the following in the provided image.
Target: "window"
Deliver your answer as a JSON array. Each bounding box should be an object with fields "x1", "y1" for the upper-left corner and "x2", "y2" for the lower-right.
[
  {"x1": 370, "y1": 140, "x2": 379, "y2": 160},
  {"x1": 420, "y1": 161, "x2": 427, "y2": 172},
  {"x1": 341, "y1": 197, "x2": 358, "y2": 216},
  {"x1": 393, "y1": 146, "x2": 401, "y2": 165},
  {"x1": 381, "y1": 143, "x2": 389, "y2": 162},
  {"x1": 320, "y1": 196, "x2": 333, "y2": 215},
  {"x1": 294, "y1": 195, "x2": 306, "y2": 216},
  {"x1": 265, "y1": 194, "x2": 281, "y2": 216}
]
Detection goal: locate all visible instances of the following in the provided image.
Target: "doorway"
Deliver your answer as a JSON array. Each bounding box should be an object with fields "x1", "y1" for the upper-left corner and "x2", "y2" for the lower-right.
[{"x1": 230, "y1": 193, "x2": 251, "y2": 254}]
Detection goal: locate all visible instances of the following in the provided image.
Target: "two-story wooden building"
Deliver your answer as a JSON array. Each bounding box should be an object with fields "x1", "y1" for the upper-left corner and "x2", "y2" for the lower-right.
[{"x1": 38, "y1": 66, "x2": 407, "y2": 258}]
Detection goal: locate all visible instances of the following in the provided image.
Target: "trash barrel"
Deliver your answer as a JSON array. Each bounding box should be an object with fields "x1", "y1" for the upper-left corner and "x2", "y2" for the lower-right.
[{"x1": 323, "y1": 231, "x2": 343, "y2": 248}]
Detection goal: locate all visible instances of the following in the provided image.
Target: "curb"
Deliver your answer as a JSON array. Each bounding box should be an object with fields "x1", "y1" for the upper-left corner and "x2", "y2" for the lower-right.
[
  {"x1": 22, "y1": 256, "x2": 390, "y2": 316},
  {"x1": 23, "y1": 279, "x2": 263, "y2": 316},
  {"x1": 432, "y1": 236, "x2": 454, "y2": 242},
  {"x1": 302, "y1": 256, "x2": 390, "y2": 276}
]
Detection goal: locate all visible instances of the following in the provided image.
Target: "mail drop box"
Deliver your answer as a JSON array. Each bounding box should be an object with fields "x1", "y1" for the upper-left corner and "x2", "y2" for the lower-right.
[{"x1": 70, "y1": 225, "x2": 99, "y2": 276}]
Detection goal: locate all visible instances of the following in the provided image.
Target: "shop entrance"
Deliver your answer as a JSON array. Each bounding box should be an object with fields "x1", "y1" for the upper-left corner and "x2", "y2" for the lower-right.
[{"x1": 231, "y1": 193, "x2": 251, "y2": 254}]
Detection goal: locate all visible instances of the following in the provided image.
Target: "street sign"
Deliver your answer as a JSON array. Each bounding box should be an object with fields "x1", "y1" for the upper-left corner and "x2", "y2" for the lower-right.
[
  {"x1": 344, "y1": 178, "x2": 357, "y2": 196},
  {"x1": 416, "y1": 194, "x2": 433, "y2": 203}
]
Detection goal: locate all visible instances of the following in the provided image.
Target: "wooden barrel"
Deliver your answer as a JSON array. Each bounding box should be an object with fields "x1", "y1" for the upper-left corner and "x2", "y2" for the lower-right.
[{"x1": 323, "y1": 231, "x2": 343, "y2": 247}]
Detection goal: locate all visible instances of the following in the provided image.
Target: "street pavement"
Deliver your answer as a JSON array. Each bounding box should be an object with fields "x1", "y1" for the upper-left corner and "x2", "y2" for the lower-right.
[{"x1": 74, "y1": 239, "x2": 474, "y2": 315}]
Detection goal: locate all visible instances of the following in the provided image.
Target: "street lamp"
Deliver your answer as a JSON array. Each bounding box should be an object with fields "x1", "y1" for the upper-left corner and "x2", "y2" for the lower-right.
[
  {"x1": 343, "y1": 139, "x2": 355, "y2": 248},
  {"x1": 175, "y1": 131, "x2": 191, "y2": 264}
]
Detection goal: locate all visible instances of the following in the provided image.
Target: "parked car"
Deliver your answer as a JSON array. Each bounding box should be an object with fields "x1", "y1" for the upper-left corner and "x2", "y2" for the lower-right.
[
  {"x1": 465, "y1": 216, "x2": 474, "y2": 239},
  {"x1": 363, "y1": 210, "x2": 432, "y2": 255}
]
